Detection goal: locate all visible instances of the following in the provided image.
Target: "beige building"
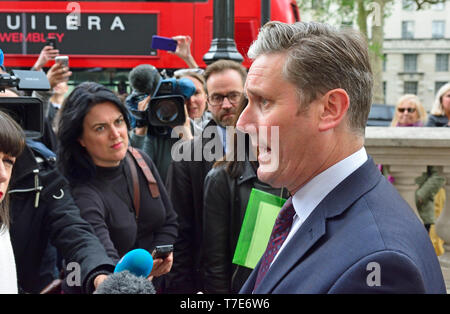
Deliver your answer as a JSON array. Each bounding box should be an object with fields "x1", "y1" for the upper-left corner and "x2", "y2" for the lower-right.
[{"x1": 383, "y1": 0, "x2": 450, "y2": 110}]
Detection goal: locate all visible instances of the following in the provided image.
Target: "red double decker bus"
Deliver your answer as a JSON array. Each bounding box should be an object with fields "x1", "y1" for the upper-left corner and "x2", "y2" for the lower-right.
[{"x1": 0, "y1": 0, "x2": 300, "y2": 69}]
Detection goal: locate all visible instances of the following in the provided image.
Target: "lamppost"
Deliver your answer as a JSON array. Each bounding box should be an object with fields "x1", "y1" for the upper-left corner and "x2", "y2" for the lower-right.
[{"x1": 203, "y1": 0, "x2": 243, "y2": 65}]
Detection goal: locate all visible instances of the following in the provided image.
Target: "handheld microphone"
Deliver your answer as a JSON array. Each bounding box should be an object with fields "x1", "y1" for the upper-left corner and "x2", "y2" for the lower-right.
[
  {"x1": 114, "y1": 248, "x2": 153, "y2": 278},
  {"x1": 128, "y1": 64, "x2": 161, "y2": 95},
  {"x1": 94, "y1": 271, "x2": 156, "y2": 294}
]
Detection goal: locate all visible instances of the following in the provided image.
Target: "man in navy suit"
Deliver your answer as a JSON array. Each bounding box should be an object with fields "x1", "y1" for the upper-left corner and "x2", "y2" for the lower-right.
[{"x1": 236, "y1": 21, "x2": 446, "y2": 294}]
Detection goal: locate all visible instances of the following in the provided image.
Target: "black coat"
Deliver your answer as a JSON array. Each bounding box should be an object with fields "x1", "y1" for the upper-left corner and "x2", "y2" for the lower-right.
[
  {"x1": 164, "y1": 119, "x2": 222, "y2": 293},
  {"x1": 9, "y1": 145, "x2": 115, "y2": 293},
  {"x1": 202, "y1": 160, "x2": 289, "y2": 293},
  {"x1": 426, "y1": 114, "x2": 449, "y2": 127}
]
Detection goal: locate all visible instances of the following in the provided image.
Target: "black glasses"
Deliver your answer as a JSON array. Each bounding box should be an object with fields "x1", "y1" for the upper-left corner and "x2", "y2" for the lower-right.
[
  {"x1": 208, "y1": 92, "x2": 242, "y2": 107},
  {"x1": 398, "y1": 107, "x2": 416, "y2": 113}
]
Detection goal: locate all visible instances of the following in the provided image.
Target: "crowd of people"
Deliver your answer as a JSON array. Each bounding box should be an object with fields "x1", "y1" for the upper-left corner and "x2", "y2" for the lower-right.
[{"x1": 0, "y1": 22, "x2": 449, "y2": 294}]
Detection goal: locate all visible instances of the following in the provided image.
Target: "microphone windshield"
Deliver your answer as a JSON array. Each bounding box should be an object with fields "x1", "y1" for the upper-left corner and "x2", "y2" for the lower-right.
[
  {"x1": 128, "y1": 64, "x2": 161, "y2": 95},
  {"x1": 94, "y1": 271, "x2": 156, "y2": 294},
  {"x1": 114, "y1": 248, "x2": 153, "y2": 278}
]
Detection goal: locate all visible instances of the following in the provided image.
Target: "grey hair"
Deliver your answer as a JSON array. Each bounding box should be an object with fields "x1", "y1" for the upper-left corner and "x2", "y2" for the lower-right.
[
  {"x1": 430, "y1": 82, "x2": 450, "y2": 116},
  {"x1": 248, "y1": 21, "x2": 373, "y2": 135}
]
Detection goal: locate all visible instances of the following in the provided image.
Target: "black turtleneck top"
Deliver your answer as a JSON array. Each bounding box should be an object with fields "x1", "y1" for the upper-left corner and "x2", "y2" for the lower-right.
[{"x1": 71, "y1": 151, "x2": 178, "y2": 263}]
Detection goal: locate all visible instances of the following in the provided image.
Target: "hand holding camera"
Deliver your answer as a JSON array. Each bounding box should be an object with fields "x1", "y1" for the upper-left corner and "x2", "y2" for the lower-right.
[
  {"x1": 171, "y1": 35, "x2": 198, "y2": 68},
  {"x1": 46, "y1": 62, "x2": 72, "y2": 89},
  {"x1": 33, "y1": 45, "x2": 60, "y2": 71}
]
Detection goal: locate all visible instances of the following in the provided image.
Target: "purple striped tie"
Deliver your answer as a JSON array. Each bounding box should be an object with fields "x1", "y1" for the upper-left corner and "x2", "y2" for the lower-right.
[{"x1": 253, "y1": 197, "x2": 295, "y2": 291}]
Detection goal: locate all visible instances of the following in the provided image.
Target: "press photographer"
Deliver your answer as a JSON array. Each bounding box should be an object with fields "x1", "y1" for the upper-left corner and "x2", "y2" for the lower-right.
[{"x1": 128, "y1": 64, "x2": 202, "y2": 183}]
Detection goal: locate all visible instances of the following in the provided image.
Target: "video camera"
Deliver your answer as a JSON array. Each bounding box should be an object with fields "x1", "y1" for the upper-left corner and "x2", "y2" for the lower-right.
[
  {"x1": 0, "y1": 69, "x2": 49, "y2": 139},
  {"x1": 131, "y1": 77, "x2": 195, "y2": 127}
]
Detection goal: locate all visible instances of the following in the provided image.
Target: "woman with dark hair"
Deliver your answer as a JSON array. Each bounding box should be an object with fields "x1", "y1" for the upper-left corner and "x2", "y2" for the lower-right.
[
  {"x1": 202, "y1": 97, "x2": 289, "y2": 293},
  {"x1": 57, "y1": 82, "x2": 178, "y2": 285},
  {"x1": 0, "y1": 110, "x2": 25, "y2": 293}
]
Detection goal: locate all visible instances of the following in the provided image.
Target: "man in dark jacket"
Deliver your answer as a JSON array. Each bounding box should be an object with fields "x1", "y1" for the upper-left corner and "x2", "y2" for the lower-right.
[
  {"x1": 9, "y1": 142, "x2": 115, "y2": 293},
  {"x1": 164, "y1": 60, "x2": 247, "y2": 293}
]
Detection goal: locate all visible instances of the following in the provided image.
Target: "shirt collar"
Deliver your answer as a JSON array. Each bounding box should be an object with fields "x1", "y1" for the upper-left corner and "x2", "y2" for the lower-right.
[{"x1": 292, "y1": 147, "x2": 368, "y2": 225}]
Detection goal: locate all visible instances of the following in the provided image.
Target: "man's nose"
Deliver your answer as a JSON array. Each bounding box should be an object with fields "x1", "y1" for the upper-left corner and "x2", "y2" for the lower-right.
[
  {"x1": 221, "y1": 96, "x2": 233, "y2": 109},
  {"x1": 236, "y1": 104, "x2": 255, "y2": 133}
]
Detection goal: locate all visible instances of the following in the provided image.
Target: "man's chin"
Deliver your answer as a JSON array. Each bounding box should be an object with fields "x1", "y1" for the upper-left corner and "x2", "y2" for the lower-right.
[
  {"x1": 220, "y1": 115, "x2": 235, "y2": 126},
  {"x1": 256, "y1": 167, "x2": 282, "y2": 187}
]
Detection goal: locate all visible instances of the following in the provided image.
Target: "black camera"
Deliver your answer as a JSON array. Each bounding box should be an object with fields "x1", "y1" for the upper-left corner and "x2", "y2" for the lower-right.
[
  {"x1": 131, "y1": 77, "x2": 195, "y2": 127},
  {"x1": 0, "y1": 73, "x2": 20, "y2": 91},
  {"x1": 0, "y1": 70, "x2": 49, "y2": 138}
]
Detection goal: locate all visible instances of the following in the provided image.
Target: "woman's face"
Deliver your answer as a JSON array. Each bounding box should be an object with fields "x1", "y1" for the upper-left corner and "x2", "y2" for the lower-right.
[
  {"x1": 185, "y1": 77, "x2": 207, "y2": 120},
  {"x1": 397, "y1": 100, "x2": 419, "y2": 125},
  {"x1": 0, "y1": 152, "x2": 16, "y2": 203},
  {"x1": 441, "y1": 90, "x2": 450, "y2": 116},
  {"x1": 78, "y1": 101, "x2": 129, "y2": 167}
]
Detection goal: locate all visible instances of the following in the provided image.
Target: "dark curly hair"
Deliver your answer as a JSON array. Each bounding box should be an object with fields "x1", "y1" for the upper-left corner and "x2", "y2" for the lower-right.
[{"x1": 57, "y1": 82, "x2": 130, "y2": 184}]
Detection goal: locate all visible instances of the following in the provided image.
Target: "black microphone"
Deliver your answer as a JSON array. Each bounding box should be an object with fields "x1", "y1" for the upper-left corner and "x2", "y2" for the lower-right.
[
  {"x1": 94, "y1": 270, "x2": 156, "y2": 294},
  {"x1": 128, "y1": 64, "x2": 161, "y2": 95}
]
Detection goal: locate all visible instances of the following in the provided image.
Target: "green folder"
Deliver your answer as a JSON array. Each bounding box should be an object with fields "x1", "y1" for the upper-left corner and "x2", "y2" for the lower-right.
[{"x1": 232, "y1": 188, "x2": 287, "y2": 269}]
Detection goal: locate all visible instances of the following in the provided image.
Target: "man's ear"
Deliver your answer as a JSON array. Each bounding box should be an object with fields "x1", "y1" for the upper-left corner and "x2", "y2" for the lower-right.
[{"x1": 318, "y1": 88, "x2": 350, "y2": 132}]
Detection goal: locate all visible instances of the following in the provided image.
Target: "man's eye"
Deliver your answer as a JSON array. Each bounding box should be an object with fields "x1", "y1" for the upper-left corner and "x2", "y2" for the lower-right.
[{"x1": 95, "y1": 126, "x2": 105, "y2": 132}]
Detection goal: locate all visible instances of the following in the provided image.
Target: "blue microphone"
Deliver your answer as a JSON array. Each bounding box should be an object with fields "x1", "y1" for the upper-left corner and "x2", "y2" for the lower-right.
[{"x1": 114, "y1": 248, "x2": 153, "y2": 278}]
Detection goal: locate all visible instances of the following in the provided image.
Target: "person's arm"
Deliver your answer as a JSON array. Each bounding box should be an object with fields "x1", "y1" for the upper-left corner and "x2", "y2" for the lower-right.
[
  {"x1": 31, "y1": 45, "x2": 59, "y2": 71},
  {"x1": 33, "y1": 62, "x2": 71, "y2": 116},
  {"x1": 328, "y1": 250, "x2": 430, "y2": 293},
  {"x1": 416, "y1": 166, "x2": 446, "y2": 205},
  {"x1": 202, "y1": 168, "x2": 233, "y2": 293},
  {"x1": 71, "y1": 188, "x2": 121, "y2": 262},
  {"x1": 40, "y1": 171, "x2": 115, "y2": 294},
  {"x1": 171, "y1": 35, "x2": 198, "y2": 69},
  {"x1": 134, "y1": 95, "x2": 150, "y2": 136}
]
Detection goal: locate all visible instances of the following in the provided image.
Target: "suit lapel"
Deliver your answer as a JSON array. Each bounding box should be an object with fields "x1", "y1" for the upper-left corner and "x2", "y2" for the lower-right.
[{"x1": 253, "y1": 157, "x2": 382, "y2": 293}]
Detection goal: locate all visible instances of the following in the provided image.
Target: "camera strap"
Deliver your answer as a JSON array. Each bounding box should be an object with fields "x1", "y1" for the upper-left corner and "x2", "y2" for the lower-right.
[{"x1": 125, "y1": 147, "x2": 160, "y2": 219}]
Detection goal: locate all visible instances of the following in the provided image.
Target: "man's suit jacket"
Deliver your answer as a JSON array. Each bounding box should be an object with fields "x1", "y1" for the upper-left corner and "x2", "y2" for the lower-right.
[
  {"x1": 240, "y1": 157, "x2": 446, "y2": 294},
  {"x1": 164, "y1": 119, "x2": 222, "y2": 293}
]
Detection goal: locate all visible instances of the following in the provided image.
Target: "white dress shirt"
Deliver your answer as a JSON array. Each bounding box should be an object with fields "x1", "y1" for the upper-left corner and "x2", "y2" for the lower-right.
[{"x1": 270, "y1": 147, "x2": 368, "y2": 267}]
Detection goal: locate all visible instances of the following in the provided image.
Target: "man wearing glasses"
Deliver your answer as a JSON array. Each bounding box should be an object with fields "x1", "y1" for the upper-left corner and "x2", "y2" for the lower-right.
[{"x1": 165, "y1": 60, "x2": 247, "y2": 293}]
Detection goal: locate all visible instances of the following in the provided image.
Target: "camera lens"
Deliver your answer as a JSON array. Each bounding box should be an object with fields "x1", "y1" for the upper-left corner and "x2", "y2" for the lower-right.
[{"x1": 155, "y1": 99, "x2": 179, "y2": 123}]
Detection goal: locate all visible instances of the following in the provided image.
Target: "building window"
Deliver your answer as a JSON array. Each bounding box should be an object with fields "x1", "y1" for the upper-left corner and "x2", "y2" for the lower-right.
[
  {"x1": 383, "y1": 81, "x2": 387, "y2": 104},
  {"x1": 404, "y1": 81, "x2": 418, "y2": 95},
  {"x1": 383, "y1": 54, "x2": 387, "y2": 72},
  {"x1": 432, "y1": 21, "x2": 445, "y2": 38},
  {"x1": 436, "y1": 54, "x2": 449, "y2": 72},
  {"x1": 402, "y1": 21, "x2": 415, "y2": 39},
  {"x1": 436, "y1": 82, "x2": 448, "y2": 94},
  {"x1": 404, "y1": 54, "x2": 418, "y2": 72}
]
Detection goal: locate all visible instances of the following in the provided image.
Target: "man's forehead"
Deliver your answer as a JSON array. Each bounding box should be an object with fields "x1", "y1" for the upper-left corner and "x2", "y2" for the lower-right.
[{"x1": 245, "y1": 54, "x2": 285, "y2": 93}]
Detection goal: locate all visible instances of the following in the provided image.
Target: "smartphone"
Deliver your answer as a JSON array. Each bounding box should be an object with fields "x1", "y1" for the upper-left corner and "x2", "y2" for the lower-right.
[
  {"x1": 151, "y1": 35, "x2": 177, "y2": 52},
  {"x1": 55, "y1": 56, "x2": 69, "y2": 67},
  {"x1": 45, "y1": 37, "x2": 57, "y2": 49},
  {"x1": 152, "y1": 244, "x2": 173, "y2": 259}
]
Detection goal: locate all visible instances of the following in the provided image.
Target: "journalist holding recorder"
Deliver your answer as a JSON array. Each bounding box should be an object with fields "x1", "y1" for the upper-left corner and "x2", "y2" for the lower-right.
[{"x1": 57, "y1": 82, "x2": 178, "y2": 289}]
